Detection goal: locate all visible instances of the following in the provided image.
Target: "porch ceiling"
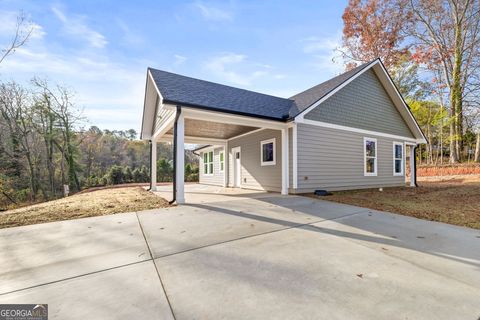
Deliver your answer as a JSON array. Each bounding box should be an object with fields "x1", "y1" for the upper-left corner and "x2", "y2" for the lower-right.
[{"x1": 166, "y1": 118, "x2": 258, "y2": 140}]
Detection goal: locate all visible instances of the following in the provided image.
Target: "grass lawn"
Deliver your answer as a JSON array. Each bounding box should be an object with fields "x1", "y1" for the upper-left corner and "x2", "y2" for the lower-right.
[
  {"x1": 322, "y1": 176, "x2": 480, "y2": 229},
  {"x1": 0, "y1": 187, "x2": 169, "y2": 229}
]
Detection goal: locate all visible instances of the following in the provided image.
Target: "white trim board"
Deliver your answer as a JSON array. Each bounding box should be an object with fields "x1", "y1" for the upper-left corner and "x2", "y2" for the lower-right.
[
  {"x1": 292, "y1": 124, "x2": 298, "y2": 189},
  {"x1": 297, "y1": 118, "x2": 420, "y2": 143},
  {"x1": 376, "y1": 61, "x2": 427, "y2": 143},
  {"x1": 295, "y1": 59, "x2": 426, "y2": 144},
  {"x1": 177, "y1": 107, "x2": 288, "y2": 130},
  {"x1": 296, "y1": 60, "x2": 377, "y2": 121},
  {"x1": 227, "y1": 128, "x2": 266, "y2": 141}
]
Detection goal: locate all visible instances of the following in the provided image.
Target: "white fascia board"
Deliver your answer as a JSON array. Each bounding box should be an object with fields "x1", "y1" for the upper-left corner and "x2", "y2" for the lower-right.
[
  {"x1": 227, "y1": 128, "x2": 266, "y2": 141},
  {"x1": 295, "y1": 60, "x2": 379, "y2": 122},
  {"x1": 373, "y1": 62, "x2": 428, "y2": 144},
  {"x1": 148, "y1": 69, "x2": 163, "y2": 101},
  {"x1": 141, "y1": 70, "x2": 165, "y2": 140},
  {"x1": 181, "y1": 107, "x2": 288, "y2": 130},
  {"x1": 293, "y1": 59, "x2": 427, "y2": 144}
]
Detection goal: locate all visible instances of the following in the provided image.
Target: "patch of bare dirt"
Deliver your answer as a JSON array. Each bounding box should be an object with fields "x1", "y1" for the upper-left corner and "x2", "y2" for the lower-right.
[{"x1": 0, "y1": 187, "x2": 169, "y2": 229}]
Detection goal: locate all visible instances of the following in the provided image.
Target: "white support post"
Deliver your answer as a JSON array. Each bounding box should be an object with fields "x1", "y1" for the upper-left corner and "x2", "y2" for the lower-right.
[
  {"x1": 223, "y1": 142, "x2": 228, "y2": 187},
  {"x1": 281, "y1": 128, "x2": 289, "y2": 195},
  {"x1": 150, "y1": 140, "x2": 157, "y2": 191},
  {"x1": 176, "y1": 112, "x2": 185, "y2": 204},
  {"x1": 410, "y1": 145, "x2": 416, "y2": 187},
  {"x1": 292, "y1": 124, "x2": 298, "y2": 189}
]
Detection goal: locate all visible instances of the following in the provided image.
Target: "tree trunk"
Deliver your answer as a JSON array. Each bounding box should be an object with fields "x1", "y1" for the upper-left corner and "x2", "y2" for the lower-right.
[
  {"x1": 451, "y1": 16, "x2": 464, "y2": 162},
  {"x1": 475, "y1": 131, "x2": 480, "y2": 162},
  {"x1": 449, "y1": 121, "x2": 458, "y2": 163}
]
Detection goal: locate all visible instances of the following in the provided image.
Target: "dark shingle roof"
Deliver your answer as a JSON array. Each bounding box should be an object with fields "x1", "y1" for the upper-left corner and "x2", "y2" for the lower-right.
[
  {"x1": 148, "y1": 60, "x2": 374, "y2": 121},
  {"x1": 288, "y1": 61, "x2": 373, "y2": 117},
  {"x1": 149, "y1": 68, "x2": 294, "y2": 121}
]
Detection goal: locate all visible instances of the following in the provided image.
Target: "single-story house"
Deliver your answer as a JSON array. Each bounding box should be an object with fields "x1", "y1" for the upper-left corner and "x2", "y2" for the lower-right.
[{"x1": 141, "y1": 58, "x2": 426, "y2": 204}]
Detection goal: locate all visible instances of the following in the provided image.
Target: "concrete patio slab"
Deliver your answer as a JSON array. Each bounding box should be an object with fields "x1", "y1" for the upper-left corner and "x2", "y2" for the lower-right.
[
  {"x1": 137, "y1": 195, "x2": 367, "y2": 258},
  {"x1": 155, "y1": 217, "x2": 480, "y2": 320},
  {"x1": 0, "y1": 261, "x2": 174, "y2": 320},
  {"x1": 0, "y1": 212, "x2": 149, "y2": 294}
]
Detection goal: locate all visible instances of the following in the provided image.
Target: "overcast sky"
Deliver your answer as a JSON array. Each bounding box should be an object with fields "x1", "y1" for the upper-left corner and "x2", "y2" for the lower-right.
[{"x1": 0, "y1": 0, "x2": 347, "y2": 131}]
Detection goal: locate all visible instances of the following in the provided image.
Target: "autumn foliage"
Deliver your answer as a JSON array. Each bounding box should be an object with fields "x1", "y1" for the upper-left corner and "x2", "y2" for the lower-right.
[{"x1": 341, "y1": 0, "x2": 412, "y2": 70}]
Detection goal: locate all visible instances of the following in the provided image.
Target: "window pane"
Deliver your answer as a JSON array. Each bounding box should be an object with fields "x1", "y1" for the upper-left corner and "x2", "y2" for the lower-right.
[
  {"x1": 209, "y1": 151, "x2": 213, "y2": 162},
  {"x1": 262, "y1": 142, "x2": 274, "y2": 162},
  {"x1": 395, "y1": 159, "x2": 402, "y2": 173},
  {"x1": 204, "y1": 164, "x2": 208, "y2": 174},
  {"x1": 366, "y1": 158, "x2": 375, "y2": 173},
  {"x1": 395, "y1": 145, "x2": 402, "y2": 159},
  {"x1": 209, "y1": 163, "x2": 213, "y2": 173},
  {"x1": 203, "y1": 153, "x2": 207, "y2": 162},
  {"x1": 220, "y1": 152, "x2": 224, "y2": 162},
  {"x1": 220, "y1": 162, "x2": 224, "y2": 171},
  {"x1": 365, "y1": 140, "x2": 376, "y2": 157}
]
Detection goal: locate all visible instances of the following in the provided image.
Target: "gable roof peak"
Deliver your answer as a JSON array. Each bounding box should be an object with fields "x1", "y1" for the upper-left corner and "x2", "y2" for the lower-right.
[{"x1": 288, "y1": 59, "x2": 379, "y2": 117}]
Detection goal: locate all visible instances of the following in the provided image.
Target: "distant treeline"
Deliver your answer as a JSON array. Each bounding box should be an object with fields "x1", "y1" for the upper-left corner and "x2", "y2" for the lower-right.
[{"x1": 0, "y1": 80, "x2": 198, "y2": 208}]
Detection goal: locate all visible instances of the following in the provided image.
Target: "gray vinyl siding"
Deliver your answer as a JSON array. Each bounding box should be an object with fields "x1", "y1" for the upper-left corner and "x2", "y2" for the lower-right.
[
  {"x1": 199, "y1": 147, "x2": 225, "y2": 186},
  {"x1": 228, "y1": 129, "x2": 282, "y2": 192},
  {"x1": 304, "y1": 69, "x2": 414, "y2": 138},
  {"x1": 295, "y1": 123, "x2": 406, "y2": 192}
]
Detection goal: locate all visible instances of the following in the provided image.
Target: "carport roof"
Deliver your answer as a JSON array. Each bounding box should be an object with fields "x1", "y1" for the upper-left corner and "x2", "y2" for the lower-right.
[
  {"x1": 149, "y1": 68, "x2": 294, "y2": 121},
  {"x1": 148, "y1": 61, "x2": 372, "y2": 121}
]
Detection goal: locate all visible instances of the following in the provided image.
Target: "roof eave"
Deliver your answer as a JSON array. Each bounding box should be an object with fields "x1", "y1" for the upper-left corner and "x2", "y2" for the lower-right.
[{"x1": 162, "y1": 98, "x2": 290, "y2": 123}]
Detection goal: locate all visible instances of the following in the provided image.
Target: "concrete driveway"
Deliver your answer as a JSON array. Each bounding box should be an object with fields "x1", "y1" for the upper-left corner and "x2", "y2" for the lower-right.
[{"x1": 1, "y1": 184, "x2": 479, "y2": 319}]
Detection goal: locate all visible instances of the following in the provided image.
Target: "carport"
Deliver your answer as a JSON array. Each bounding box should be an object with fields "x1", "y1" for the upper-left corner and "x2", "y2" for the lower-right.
[{"x1": 140, "y1": 69, "x2": 291, "y2": 204}]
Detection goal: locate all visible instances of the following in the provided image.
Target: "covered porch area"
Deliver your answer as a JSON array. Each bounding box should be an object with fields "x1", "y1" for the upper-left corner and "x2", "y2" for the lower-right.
[{"x1": 149, "y1": 106, "x2": 290, "y2": 204}]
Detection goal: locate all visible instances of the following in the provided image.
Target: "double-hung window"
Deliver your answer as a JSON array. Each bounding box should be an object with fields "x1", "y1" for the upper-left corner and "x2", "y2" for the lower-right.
[
  {"x1": 203, "y1": 151, "x2": 213, "y2": 175},
  {"x1": 261, "y1": 138, "x2": 276, "y2": 166},
  {"x1": 393, "y1": 142, "x2": 404, "y2": 176},
  {"x1": 364, "y1": 137, "x2": 377, "y2": 176}
]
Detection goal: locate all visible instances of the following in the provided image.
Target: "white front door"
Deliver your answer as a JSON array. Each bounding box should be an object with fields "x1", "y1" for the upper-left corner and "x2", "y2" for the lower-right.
[{"x1": 232, "y1": 147, "x2": 241, "y2": 187}]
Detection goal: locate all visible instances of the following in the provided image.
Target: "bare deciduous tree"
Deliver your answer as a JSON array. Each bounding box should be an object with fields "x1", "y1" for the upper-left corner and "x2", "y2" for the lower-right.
[{"x1": 0, "y1": 11, "x2": 34, "y2": 65}]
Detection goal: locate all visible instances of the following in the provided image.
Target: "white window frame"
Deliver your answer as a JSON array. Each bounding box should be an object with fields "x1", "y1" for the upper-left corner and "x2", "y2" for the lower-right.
[
  {"x1": 219, "y1": 150, "x2": 224, "y2": 173},
  {"x1": 203, "y1": 150, "x2": 214, "y2": 176},
  {"x1": 393, "y1": 142, "x2": 404, "y2": 176},
  {"x1": 260, "y1": 138, "x2": 276, "y2": 166},
  {"x1": 364, "y1": 137, "x2": 377, "y2": 176}
]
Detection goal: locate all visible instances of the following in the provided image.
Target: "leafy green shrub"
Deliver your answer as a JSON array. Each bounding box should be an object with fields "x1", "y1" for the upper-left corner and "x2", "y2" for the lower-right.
[{"x1": 106, "y1": 165, "x2": 125, "y2": 185}]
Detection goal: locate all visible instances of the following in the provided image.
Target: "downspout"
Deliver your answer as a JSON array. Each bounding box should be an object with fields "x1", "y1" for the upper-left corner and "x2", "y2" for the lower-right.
[
  {"x1": 169, "y1": 106, "x2": 182, "y2": 204},
  {"x1": 147, "y1": 140, "x2": 152, "y2": 191}
]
